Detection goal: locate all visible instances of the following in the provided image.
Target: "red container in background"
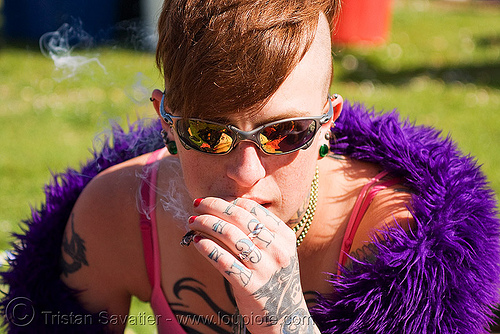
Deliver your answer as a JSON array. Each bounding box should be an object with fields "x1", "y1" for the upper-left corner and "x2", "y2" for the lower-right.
[{"x1": 332, "y1": 0, "x2": 393, "y2": 46}]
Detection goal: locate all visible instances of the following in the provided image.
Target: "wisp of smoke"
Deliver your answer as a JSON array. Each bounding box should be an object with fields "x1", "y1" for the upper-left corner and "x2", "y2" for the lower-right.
[
  {"x1": 136, "y1": 156, "x2": 193, "y2": 231},
  {"x1": 125, "y1": 72, "x2": 155, "y2": 105},
  {"x1": 39, "y1": 21, "x2": 107, "y2": 81}
]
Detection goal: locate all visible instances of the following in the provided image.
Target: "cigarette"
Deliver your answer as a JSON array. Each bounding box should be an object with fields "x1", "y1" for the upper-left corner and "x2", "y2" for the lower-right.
[{"x1": 180, "y1": 230, "x2": 197, "y2": 246}]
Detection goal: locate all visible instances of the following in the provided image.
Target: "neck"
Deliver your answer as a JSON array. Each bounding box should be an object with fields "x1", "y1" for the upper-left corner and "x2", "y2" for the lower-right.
[
  {"x1": 289, "y1": 166, "x2": 320, "y2": 247},
  {"x1": 287, "y1": 190, "x2": 311, "y2": 229}
]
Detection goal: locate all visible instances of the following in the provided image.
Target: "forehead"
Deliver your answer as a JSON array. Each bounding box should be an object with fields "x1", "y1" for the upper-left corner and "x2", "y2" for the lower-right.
[
  {"x1": 214, "y1": 14, "x2": 332, "y2": 124},
  {"x1": 253, "y1": 15, "x2": 332, "y2": 119}
]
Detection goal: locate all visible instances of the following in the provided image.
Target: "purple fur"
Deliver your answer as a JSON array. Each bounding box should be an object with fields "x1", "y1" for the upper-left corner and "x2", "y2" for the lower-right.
[
  {"x1": 1, "y1": 102, "x2": 499, "y2": 333},
  {"x1": 311, "y1": 102, "x2": 500, "y2": 333}
]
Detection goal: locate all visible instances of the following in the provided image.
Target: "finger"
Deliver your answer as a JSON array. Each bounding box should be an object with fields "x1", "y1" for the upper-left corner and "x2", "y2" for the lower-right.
[
  {"x1": 230, "y1": 198, "x2": 281, "y2": 247},
  {"x1": 245, "y1": 221, "x2": 275, "y2": 248},
  {"x1": 232, "y1": 199, "x2": 297, "y2": 248},
  {"x1": 192, "y1": 237, "x2": 254, "y2": 288},
  {"x1": 231, "y1": 198, "x2": 283, "y2": 228},
  {"x1": 194, "y1": 197, "x2": 279, "y2": 234},
  {"x1": 189, "y1": 215, "x2": 264, "y2": 264}
]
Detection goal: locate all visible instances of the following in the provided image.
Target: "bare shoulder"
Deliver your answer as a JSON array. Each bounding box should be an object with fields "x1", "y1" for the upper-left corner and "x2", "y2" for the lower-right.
[
  {"x1": 323, "y1": 155, "x2": 414, "y2": 264},
  {"x1": 352, "y1": 180, "x2": 413, "y2": 239},
  {"x1": 344, "y1": 157, "x2": 415, "y2": 262},
  {"x1": 60, "y1": 153, "x2": 154, "y2": 324}
]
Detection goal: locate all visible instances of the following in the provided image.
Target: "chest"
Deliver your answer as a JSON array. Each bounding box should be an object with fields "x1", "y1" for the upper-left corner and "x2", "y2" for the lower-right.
[{"x1": 154, "y1": 221, "x2": 340, "y2": 333}]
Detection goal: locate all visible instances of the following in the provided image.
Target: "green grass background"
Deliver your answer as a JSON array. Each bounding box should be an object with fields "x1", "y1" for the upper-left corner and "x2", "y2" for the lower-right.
[{"x1": 1, "y1": 1, "x2": 499, "y2": 333}]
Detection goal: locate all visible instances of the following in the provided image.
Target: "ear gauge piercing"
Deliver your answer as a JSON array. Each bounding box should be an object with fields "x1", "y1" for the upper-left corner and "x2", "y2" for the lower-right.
[
  {"x1": 320, "y1": 130, "x2": 332, "y2": 158},
  {"x1": 319, "y1": 144, "x2": 329, "y2": 158},
  {"x1": 161, "y1": 129, "x2": 178, "y2": 155},
  {"x1": 167, "y1": 141, "x2": 178, "y2": 155}
]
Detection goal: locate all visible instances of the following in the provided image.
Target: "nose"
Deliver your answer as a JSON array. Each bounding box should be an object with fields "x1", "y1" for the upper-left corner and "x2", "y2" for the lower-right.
[{"x1": 225, "y1": 142, "x2": 266, "y2": 188}]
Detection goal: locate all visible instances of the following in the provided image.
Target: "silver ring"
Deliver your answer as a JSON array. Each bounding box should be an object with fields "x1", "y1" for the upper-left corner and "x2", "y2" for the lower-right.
[
  {"x1": 238, "y1": 243, "x2": 256, "y2": 261},
  {"x1": 247, "y1": 223, "x2": 264, "y2": 240}
]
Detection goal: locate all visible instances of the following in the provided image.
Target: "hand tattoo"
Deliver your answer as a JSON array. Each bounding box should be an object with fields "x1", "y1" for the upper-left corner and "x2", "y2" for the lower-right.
[
  {"x1": 247, "y1": 218, "x2": 275, "y2": 248},
  {"x1": 250, "y1": 205, "x2": 281, "y2": 226},
  {"x1": 252, "y1": 255, "x2": 303, "y2": 325},
  {"x1": 235, "y1": 238, "x2": 262, "y2": 263},
  {"x1": 212, "y1": 219, "x2": 226, "y2": 234},
  {"x1": 282, "y1": 308, "x2": 315, "y2": 334},
  {"x1": 225, "y1": 261, "x2": 252, "y2": 286},
  {"x1": 208, "y1": 247, "x2": 223, "y2": 262},
  {"x1": 223, "y1": 203, "x2": 236, "y2": 216}
]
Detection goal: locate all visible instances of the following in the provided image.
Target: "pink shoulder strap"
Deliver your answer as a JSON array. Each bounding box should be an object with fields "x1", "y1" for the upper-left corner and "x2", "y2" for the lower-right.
[
  {"x1": 338, "y1": 171, "x2": 401, "y2": 267},
  {"x1": 138, "y1": 149, "x2": 194, "y2": 333},
  {"x1": 140, "y1": 149, "x2": 165, "y2": 287}
]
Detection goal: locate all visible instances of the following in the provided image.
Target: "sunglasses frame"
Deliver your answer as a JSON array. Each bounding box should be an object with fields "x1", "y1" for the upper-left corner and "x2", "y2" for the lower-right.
[{"x1": 159, "y1": 94, "x2": 340, "y2": 155}]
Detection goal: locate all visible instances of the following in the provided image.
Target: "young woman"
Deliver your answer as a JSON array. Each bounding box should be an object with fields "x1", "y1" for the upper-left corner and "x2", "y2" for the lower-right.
[{"x1": 3, "y1": 0, "x2": 499, "y2": 333}]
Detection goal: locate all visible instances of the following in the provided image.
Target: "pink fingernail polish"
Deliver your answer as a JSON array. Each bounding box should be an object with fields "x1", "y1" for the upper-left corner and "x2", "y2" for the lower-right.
[
  {"x1": 188, "y1": 216, "x2": 197, "y2": 224},
  {"x1": 193, "y1": 198, "x2": 203, "y2": 207},
  {"x1": 194, "y1": 235, "x2": 202, "y2": 243}
]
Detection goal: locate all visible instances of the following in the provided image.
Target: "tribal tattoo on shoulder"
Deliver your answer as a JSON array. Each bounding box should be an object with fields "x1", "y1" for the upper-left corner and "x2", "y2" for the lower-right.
[
  {"x1": 344, "y1": 243, "x2": 379, "y2": 270},
  {"x1": 61, "y1": 213, "x2": 89, "y2": 277}
]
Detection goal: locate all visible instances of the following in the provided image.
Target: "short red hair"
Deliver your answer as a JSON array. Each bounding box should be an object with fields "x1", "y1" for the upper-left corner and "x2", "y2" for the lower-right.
[{"x1": 156, "y1": 0, "x2": 340, "y2": 119}]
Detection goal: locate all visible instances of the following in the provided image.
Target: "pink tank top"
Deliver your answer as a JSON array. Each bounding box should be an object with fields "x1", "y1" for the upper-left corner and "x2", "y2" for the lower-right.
[
  {"x1": 139, "y1": 149, "x2": 398, "y2": 332},
  {"x1": 139, "y1": 148, "x2": 186, "y2": 333},
  {"x1": 338, "y1": 171, "x2": 401, "y2": 267}
]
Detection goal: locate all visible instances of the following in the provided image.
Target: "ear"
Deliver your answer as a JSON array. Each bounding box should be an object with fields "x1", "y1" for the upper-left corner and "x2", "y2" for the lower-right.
[
  {"x1": 321, "y1": 94, "x2": 343, "y2": 131},
  {"x1": 151, "y1": 89, "x2": 175, "y2": 137},
  {"x1": 151, "y1": 89, "x2": 164, "y2": 117},
  {"x1": 331, "y1": 94, "x2": 343, "y2": 122}
]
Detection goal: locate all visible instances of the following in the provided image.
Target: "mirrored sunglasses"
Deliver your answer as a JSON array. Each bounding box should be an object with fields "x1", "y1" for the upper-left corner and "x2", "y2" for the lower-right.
[{"x1": 160, "y1": 94, "x2": 341, "y2": 155}]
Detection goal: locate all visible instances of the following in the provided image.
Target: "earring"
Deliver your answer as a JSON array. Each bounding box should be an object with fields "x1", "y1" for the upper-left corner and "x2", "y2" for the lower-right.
[
  {"x1": 161, "y1": 129, "x2": 178, "y2": 155},
  {"x1": 319, "y1": 144, "x2": 329, "y2": 158},
  {"x1": 325, "y1": 131, "x2": 331, "y2": 141}
]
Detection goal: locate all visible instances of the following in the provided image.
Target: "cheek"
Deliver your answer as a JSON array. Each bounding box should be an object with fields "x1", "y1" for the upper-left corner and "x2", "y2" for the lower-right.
[
  {"x1": 273, "y1": 151, "x2": 318, "y2": 219},
  {"x1": 177, "y1": 152, "x2": 218, "y2": 199}
]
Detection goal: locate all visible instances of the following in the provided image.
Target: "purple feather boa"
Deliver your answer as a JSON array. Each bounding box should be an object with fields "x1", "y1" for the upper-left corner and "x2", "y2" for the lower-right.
[
  {"x1": 312, "y1": 102, "x2": 500, "y2": 333},
  {"x1": 1, "y1": 102, "x2": 499, "y2": 333}
]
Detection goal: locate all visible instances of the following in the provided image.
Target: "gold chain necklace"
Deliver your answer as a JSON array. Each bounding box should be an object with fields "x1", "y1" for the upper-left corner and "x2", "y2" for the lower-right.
[{"x1": 292, "y1": 165, "x2": 319, "y2": 247}]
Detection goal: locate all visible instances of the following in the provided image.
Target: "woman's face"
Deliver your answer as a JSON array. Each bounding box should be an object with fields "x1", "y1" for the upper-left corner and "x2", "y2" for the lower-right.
[{"x1": 170, "y1": 15, "x2": 336, "y2": 224}]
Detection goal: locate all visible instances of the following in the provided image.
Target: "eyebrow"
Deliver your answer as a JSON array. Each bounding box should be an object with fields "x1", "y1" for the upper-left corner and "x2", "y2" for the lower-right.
[{"x1": 249, "y1": 109, "x2": 314, "y2": 126}]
